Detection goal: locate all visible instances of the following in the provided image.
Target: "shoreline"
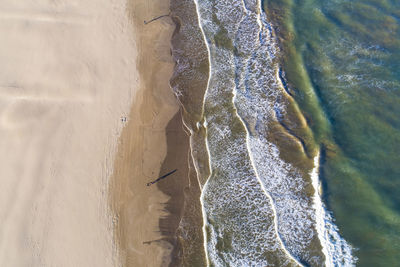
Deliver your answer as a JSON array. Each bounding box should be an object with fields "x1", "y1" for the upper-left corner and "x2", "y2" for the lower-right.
[
  {"x1": 109, "y1": 0, "x2": 192, "y2": 266},
  {"x1": 167, "y1": 0, "x2": 212, "y2": 265}
]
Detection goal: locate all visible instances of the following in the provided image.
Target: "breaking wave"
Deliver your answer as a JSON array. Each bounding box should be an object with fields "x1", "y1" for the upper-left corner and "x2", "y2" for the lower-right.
[{"x1": 173, "y1": 0, "x2": 359, "y2": 265}]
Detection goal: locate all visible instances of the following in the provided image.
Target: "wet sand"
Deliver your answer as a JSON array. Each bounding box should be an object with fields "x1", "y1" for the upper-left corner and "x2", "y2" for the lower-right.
[
  {"x1": 0, "y1": 0, "x2": 195, "y2": 266},
  {"x1": 109, "y1": 0, "x2": 191, "y2": 266}
]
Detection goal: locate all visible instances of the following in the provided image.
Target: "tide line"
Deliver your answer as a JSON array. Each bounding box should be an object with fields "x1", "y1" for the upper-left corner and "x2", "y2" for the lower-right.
[
  {"x1": 310, "y1": 153, "x2": 357, "y2": 266},
  {"x1": 231, "y1": 82, "x2": 303, "y2": 267},
  {"x1": 192, "y1": 0, "x2": 304, "y2": 264},
  {"x1": 192, "y1": 0, "x2": 213, "y2": 266},
  {"x1": 310, "y1": 152, "x2": 332, "y2": 267}
]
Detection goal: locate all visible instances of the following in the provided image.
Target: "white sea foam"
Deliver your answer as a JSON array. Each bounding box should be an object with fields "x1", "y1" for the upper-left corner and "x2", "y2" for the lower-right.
[
  {"x1": 233, "y1": 77, "x2": 304, "y2": 267},
  {"x1": 193, "y1": 1, "x2": 213, "y2": 265},
  {"x1": 311, "y1": 154, "x2": 357, "y2": 266},
  {"x1": 230, "y1": 1, "x2": 322, "y2": 263},
  {"x1": 190, "y1": 0, "x2": 356, "y2": 266},
  {"x1": 194, "y1": 1, "x2": 295, "y2": 264}
]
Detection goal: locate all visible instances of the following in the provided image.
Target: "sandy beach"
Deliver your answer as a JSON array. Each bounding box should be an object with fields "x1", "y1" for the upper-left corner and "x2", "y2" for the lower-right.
[
  {"x1": 110, "y1": 0, "x2": 190, "y2": 266},
  {"x1": 0, "y1": 0, "x2": 179, "y2": 266}
]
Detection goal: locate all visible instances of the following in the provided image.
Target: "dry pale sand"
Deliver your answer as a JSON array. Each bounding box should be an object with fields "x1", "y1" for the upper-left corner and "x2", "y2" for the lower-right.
[
  {"x1": 110, "y1": 0, "x2": 187, "y2": 266},
  {"x1": 0, "y1": 0, "x2": 142, "y2": 266}
]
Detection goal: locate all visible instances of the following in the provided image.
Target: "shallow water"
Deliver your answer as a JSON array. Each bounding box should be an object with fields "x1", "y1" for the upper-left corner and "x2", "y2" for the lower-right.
[
  {"x1": 171, "y1": 0, "x2": 399, "y2": 265},
  {"x1": 177, "y1": 0, "x2": 356, "y2": 265}
]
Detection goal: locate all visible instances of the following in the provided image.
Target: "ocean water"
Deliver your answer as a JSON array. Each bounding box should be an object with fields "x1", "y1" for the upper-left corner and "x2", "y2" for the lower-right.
[
  {"x1": 171, "y1": 0, "x2": 399, "y2": 266},
  {"x1": 263, "y1": 0, "x2": 400, "y2": 266}
]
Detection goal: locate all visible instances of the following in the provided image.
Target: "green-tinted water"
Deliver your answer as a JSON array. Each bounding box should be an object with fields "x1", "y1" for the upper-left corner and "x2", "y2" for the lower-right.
[{"x1": 265, "y1": 0, "x2": 400, "y2": 265}]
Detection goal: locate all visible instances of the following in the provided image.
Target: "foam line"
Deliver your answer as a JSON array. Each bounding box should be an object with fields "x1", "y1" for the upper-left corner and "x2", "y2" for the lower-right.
[
  {"x1": 310, "y1": 152, "x2": 332, "y2": 266},
  {"x1": 193, "y1": 0, "x2": 302, "y2": 264},
  {"x1": 230, "y1": 0, "x2": 304, "y2": 264},
  {"x1": 231, "y1": 65, "x2": 304, "y2": 267},
  {"x1": 190, "y1": 0, "x2": 356, "y2": 266},
  {"x1": 192, "y1": 0, "x2": 214, "y2": 265},
  {"x1": 310, "y1": 153, "x2": 357, "y2": 266}
]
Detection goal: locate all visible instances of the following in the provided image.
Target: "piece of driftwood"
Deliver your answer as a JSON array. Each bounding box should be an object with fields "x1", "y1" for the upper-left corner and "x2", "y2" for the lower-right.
[
  {"x1": 146, "y1": 169, "x2": 177, "y2": 186},
  {"x1": 144, "y1": 13, "x2": 170, "y2": 25}
]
